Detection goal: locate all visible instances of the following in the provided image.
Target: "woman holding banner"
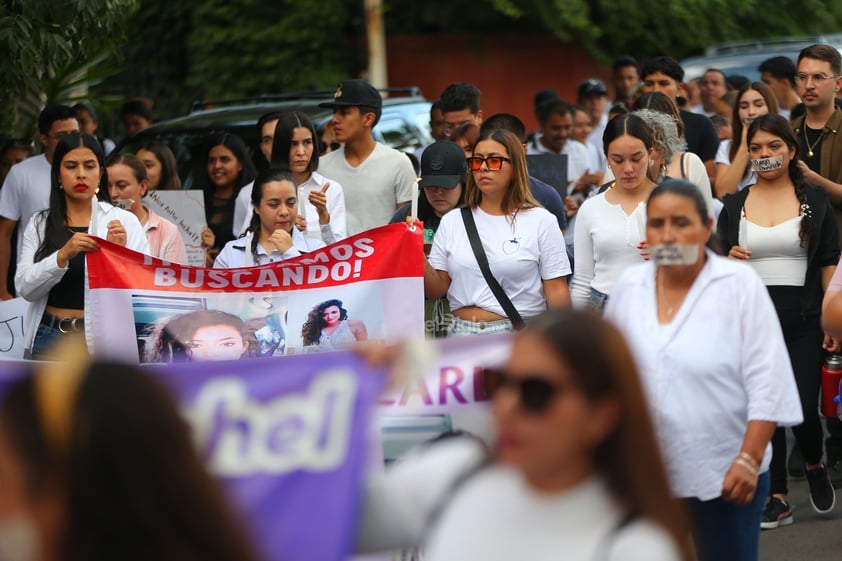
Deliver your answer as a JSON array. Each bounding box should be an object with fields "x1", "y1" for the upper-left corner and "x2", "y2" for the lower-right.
[
  {"x1": 424, "y1": 129, "x2": 570, "y2": 334},
  {"x1": 15, "y1": 133, "x2": 148, "y2": 359},
  {"x1": 106, "y1": 152, "x2": 187, "y2": 264},
  {"x1": 358, "y1": 308, "x2": 688, "y2": 560},
  {"x1": 0, "y1": 349, "x2": 264, "y2": 561},
  {"x1": 213, "y1": 168, "x2": 325, "y2": 268}
]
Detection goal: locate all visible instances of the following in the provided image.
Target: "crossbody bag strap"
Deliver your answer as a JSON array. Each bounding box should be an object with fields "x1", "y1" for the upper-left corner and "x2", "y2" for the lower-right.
[
  {"x1": 680, "y1": 152, "x2": 687, "y2": 180},
  {"x1": 460, "y1": 207, "x2": 525, "y2": 329}
]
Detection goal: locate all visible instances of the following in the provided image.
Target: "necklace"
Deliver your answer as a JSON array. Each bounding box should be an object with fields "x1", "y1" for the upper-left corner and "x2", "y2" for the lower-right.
[
  {"x1": 657, "y1": 271, "x2": 678, "y2": 318},
  {"x1": 803, "y1": 125, "x2": 824, "y2": 158}
]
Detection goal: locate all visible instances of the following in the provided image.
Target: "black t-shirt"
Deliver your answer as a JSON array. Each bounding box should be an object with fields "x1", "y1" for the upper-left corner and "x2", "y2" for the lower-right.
[
  {"x1": 47, "y1": 226, "x2": 87, "y2": 310},
  {"x1": 680, "y1": 110, "x2": 719, "y2": 163}
]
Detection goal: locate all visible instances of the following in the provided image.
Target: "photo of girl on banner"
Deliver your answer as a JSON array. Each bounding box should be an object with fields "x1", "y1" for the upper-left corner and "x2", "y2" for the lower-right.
[
  {"x1": 286, "y1": 287, "x2": 382, "y2": 354},
  {"x1": 132, "y1": 294, "x2": 288, "y2": 363}
]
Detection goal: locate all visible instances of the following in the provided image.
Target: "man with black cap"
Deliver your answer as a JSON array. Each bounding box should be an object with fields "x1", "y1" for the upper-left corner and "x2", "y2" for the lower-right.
[
  {"x1": 577, "y1": 78, "x2": 609, "y2": 153},
  {"x1": 318, "y1": 79, "x2": 417, "y2": 236}
]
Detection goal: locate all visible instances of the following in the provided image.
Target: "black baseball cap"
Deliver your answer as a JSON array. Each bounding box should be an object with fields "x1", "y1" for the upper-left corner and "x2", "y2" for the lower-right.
[
  {"x1": 419, "y1": 141, "x2": 467, "y2": 190},
  {"x1": 319, "y1": 79, "x2": 383, "y2": 110},
  {"x1": 577, "y1": 78, "x2": 608, "y2": 98}
]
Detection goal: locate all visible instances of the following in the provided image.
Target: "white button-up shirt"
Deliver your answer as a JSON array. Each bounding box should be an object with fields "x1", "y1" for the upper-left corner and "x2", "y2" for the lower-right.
[{"x1": 605, "y1": 252, "x2": 803, "y2": 500}]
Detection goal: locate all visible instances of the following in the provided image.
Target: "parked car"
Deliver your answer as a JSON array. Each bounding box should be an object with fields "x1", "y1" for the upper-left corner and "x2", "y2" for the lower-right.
[
  {"x1": 115, "y1": 88, "x2": 432, "y2": 189},
  {"x1": 680, "y1": 34, "x2": 842, "y2": 82}
]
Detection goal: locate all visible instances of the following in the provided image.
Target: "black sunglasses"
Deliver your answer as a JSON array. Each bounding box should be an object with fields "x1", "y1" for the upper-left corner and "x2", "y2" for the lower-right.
[{"x1": 482, "y1": 368, "x2": 563, "y2": 414}]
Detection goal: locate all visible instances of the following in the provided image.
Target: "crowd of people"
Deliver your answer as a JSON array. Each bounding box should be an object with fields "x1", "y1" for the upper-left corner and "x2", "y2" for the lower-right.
[{"x1": 1, "y1": 42, "x2": 842, "y2": 561}]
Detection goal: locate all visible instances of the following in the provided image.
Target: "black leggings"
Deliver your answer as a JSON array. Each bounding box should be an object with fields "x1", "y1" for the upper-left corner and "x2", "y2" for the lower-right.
[{"x1": 767, "y1": 286, "x2": 824, "y2": 496}]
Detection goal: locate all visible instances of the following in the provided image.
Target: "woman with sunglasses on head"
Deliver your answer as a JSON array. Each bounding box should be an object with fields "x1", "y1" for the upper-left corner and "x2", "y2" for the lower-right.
[
  {"x1": 15, "y1": 133, "x2": 149, "y2": 360},
  {"x1": 424, "y1": 129, "x2": 570, "y2": 335},
  {"x1": 358, "y1": 308, "x2": 688, "y2": 561},
  {"x1": 605, "y1": 179, "x2": 803, "y2": 561},
  {"x1": 717, "y1": 114, "x2": 839, "y2": 530},
  {"x1": 571, "y1": 114, "x2": 655, "y2": 311},
  {"x1": 714, "y1": 82, "x2": 779, "y2": 198}
]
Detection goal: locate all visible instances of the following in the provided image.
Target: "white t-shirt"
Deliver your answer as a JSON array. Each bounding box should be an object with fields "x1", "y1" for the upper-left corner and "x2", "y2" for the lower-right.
[
  {"x1": 604, "y1": 253, "x2": 803, "y2": 500},
  {"x1": 233, "y1": 171, "x2": 347, "y2": 243},
  {"x1": 428, "y1": 206, "x2": 571, "y2": 319},
  {"x1": 0, "y1": 154, "x2": 51, "y2": 254},
  {"x1": 526, "y1": 136, "x2": 590, "y2": 194},
  {"x1": 358, "y1": 438, "x2": 682, "y2": 561},
  {"x1": 570, "y1": 193, "x2": 647, "y2": 307},
  {"x1": 715, "y1": 139, "x2": 756, "y2": 191},
  {"x1": 318, "y1": 142, "x2": 416, "y2": 235}
]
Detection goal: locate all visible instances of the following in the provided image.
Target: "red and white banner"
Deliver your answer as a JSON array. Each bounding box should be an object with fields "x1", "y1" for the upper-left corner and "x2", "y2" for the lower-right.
[{"x1": 85, "y1": 223, "x2": 424, "y2": 363}]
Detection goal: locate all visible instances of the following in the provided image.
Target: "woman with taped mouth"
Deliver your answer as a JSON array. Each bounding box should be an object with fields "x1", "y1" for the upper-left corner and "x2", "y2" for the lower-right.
[
  {"x1": 358, "y1": 308, "x2": 688, "y2": 561},
  {"x1": 606, "y1": 179, "x2": 803, "y2": 561},
  {"x1": 717, "y1": 114, "x2": 839, "y2": 530},
  {"x1": 714, "y1": 82, "x2": 779, "y2": 198}
]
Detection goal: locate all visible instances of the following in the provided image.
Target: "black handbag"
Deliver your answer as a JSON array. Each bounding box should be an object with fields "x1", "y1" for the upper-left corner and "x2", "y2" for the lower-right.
[{"x1": 460, "y1": 208, "x2": 525, "y2": 329}]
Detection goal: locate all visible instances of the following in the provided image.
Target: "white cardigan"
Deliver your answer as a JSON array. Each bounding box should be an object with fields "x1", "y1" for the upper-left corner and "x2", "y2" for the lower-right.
[{"x1": 15, "y1": 201, "x2": 149, "y2": 353}]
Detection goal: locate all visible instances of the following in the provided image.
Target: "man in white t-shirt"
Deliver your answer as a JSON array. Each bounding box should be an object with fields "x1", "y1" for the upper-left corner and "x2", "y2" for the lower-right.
[
  {"x1": 0, "y1": 105, "x2": 79, "y2": 299},
  {"x1": 526, "y1": 100, "x2": 589, "y2": 194},
  {"x1": 317, "y1": 79, "x2": 416, "y2": 235}
]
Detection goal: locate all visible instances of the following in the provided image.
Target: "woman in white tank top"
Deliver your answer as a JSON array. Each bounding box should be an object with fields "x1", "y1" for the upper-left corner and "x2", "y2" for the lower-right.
[{"x1": 717, "y1": 114, "x2": 840, "y2": 529}]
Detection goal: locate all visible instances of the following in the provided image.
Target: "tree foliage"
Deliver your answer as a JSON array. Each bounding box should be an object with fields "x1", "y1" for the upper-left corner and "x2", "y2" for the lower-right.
[{"x1": 0, "y1": 0, "x2": 136, "y2": 136}]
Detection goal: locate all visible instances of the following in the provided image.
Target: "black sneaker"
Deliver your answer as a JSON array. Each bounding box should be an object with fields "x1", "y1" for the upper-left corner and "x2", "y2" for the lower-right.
[
  {"x1": 805, "y1": 464, "x2": 837, "y2": 513},
  {"x1": 828, "y1": 460, "x2": 842, "y2": 489},
  {"x1": 761, "y1": 497, "x2": 793, "y2": 529},
  {"x1": 787, "y1": 442, "x2": 805, "y2": 478}
]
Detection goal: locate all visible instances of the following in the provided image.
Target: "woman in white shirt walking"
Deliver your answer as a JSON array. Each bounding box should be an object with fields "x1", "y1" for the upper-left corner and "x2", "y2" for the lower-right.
[
  {"x1": 424, "y1": 129, "x2": 570, "y2": 334},
  {"x1": 571, "y1": 114, "x2": 655, "y2": 310},
  {"x1": 359, "y1": 308, "x2": 689, "y2": 561},
  {"x1": 605, "y1": 178, "x2": 803, "y2": 561}
]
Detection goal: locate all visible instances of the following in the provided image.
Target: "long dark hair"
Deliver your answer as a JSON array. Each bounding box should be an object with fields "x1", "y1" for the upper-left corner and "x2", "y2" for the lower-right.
[
  {"x1": 521, "y1": 310, "x2": 691, "y2": 560},
  {"x1": 35, "y1": 133, "x2": 109, "y2": 263},
  {"x1": 603, "y1": 113, "x2": 655, "y2": 156},
  {"x1": 136, "y1": 141, "x2": 182, "y2": 190},
  {"x1": 747, "y1": 114, "x2": 813, "y2": 247},
  {"x1": 0, "y1": 361, "x2": 263, "y2": 561},
  {"x1": 301, "y1": 299, "x2": 348, "y2": 346},
  {"x1": 269, "y1": 111, "x2": 319, "y2": 173},
  {"x1": 203, "y1": 133, "x2": 257, "y2": 213},
  {"x1": 728, "y1": 82, "x2": 779, "y2": 163},
  {"x1": 246, "y1": 168, "x2": 298, "y2": 264}
]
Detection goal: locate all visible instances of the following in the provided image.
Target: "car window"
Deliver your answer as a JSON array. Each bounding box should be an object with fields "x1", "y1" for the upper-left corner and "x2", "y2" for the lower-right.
[{"x1": 378, "y1": 116, "x2": 422, "y2": 153}]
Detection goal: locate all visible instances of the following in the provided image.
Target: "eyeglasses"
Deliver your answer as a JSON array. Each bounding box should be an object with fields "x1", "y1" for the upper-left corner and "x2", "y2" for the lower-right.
[
  {"x1": 482, "y1": 368, "x2": 564, "y2": 414},
  {"x1": 466, "y1": 156, "x2": 511, "y2": 171},
  {"x1": 795, "y1": 73, "x2": 838, "y2": 85}
]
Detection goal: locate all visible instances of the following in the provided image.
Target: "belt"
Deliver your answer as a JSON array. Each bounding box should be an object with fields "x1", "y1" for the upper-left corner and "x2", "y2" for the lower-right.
[{"x1": 41, "y1": 311, "x2": 85, "y2": 334}]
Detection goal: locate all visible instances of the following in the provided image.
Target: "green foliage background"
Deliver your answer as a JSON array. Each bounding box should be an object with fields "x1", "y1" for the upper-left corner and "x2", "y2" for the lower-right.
[{"x1": 3, "y1": 0, "x2": 842, "y2": 139}]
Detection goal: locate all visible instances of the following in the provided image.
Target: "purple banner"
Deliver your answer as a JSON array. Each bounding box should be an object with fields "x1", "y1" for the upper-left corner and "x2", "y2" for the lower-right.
[{"x1": 0, "y1": 353, "x2": 385, "y2": 561}]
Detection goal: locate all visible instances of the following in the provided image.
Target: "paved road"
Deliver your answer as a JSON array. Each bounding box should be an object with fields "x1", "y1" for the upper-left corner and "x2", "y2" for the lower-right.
[{"x1": 759, "y1": 476, "x2": 842, "y2": 561}]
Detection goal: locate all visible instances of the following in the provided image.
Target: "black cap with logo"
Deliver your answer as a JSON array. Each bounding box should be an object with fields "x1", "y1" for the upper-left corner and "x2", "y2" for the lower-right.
[
  {"x1": 419, "y1": 141, "x2": 467, "y2": 189},
  {"x1": 319, "y1": 79, "x2": 383, "y2": 110}
]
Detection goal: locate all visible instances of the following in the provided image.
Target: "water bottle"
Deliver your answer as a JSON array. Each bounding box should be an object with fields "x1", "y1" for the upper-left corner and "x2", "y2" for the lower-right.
[{"x1": 822, "y1": 354, "x2": 842, "y2": 417}]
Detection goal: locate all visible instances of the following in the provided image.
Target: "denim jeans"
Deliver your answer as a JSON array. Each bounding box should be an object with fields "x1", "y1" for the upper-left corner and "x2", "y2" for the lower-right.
[
  {"x1": 684, "y1": 471, "x2": 770, "y2": 561},
  {"x1": 588, "y1": 287, "x2": 608, "y2": 312},
  {"x1": 28, "y1": 312, "x2": 84, "y2": 360},
  {"x1": 448, "y1": 317, "x2": 513, "y2": 337}
]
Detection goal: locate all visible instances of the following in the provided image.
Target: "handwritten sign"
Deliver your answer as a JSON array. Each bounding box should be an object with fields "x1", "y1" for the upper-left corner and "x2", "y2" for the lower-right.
[
  {"x1": 144, "y1": 190, "x2": 207, "y2": 267},
  {"x1": 0, "y1": 298, "x2": 29, "y2": 359}
]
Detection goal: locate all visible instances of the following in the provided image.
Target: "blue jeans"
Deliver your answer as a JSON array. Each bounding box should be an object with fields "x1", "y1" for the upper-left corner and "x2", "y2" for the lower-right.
[
  {"x1": 684, "y1": 471, "x2": 770, "y2": 561},
  {"x1": 448, "y1": 317, "x2": 513, "y2": 337},
  {"x1": 588, "y1": 287, "x2": 608, "y2": 312},
  {"x1": 28, "y1": 312, "x2": 84, "y2": 360}
]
